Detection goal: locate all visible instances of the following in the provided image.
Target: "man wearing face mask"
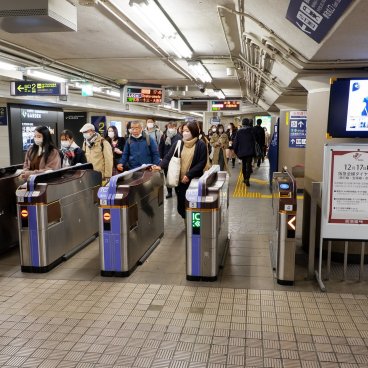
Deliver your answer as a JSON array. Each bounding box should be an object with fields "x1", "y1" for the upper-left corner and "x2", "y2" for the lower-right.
[
  {"x1": 80, "y1": 123, "x2": 113, "y2": 180},
  {"x1": 159, "y1": 122, "x2": 181, "y2": 198},
  {"x1": 117, "y1": 121, "x2": 160, "y2": 171},
  {"x1": 145, "y1": 118, "x2": 162, "y2": 146},
  {"x1": 22, "y1": 125, "x2": 61, "y2": 179},
  {"x1": 152, "y1": 121, "x2": 207, "y2": 221},
  {"x1": 60, "y1": 130, "x2": 87, "y2": 168}
]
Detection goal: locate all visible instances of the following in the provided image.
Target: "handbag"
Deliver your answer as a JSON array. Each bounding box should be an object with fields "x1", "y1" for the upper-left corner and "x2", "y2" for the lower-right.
[{"x1": 166, "y1": 140, "x2": 182, "y2": 188}]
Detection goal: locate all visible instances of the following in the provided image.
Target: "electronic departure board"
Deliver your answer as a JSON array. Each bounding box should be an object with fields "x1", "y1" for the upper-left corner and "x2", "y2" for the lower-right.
[
  {"x1": 179, "y1": 100, "x2": 209, "y2": 112},
  {"x1": 211, "y1": 100, "x2": 240, "y2": 111},
  {"x1": 124, "y1": 86, "x2": 163, "y2": 104},
  {"x1": 10, "y1": 81, "x2": 68, "y2": 96}
]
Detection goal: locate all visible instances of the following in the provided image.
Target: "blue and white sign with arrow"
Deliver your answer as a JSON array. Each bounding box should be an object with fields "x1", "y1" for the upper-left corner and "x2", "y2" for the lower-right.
[{"x1": 289, "y1": 111, "x2": 307, "y2": 148}]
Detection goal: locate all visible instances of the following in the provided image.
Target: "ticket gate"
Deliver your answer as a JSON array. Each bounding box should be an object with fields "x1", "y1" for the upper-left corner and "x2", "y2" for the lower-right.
[
  {"x1": 16, "y1": 164, "x2": 101, "y2": 272},
  {"x1": 271, "y1": 168, "x2": 298, "y2": 285},
  {"x1": 98, "y1": 165, "x2": 164, "y2": 276},
  {"x1": 0, "y1": 164, "x2": 24, "y2": 252},
  {"x1": 185, "y1": 165, "x2": 229, "y2": 281}
]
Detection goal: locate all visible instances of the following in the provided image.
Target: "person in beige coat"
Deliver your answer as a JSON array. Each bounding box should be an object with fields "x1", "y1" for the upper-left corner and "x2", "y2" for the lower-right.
[
  {"x1": 22, "y1": 125, "x2": 61, "y2": 179},
  {"x1": 80, "y1": 123, "x2": 113, "y2": 180},
  {"x1": 209, "y1": 124, "x2": 229, "y2": 173}
]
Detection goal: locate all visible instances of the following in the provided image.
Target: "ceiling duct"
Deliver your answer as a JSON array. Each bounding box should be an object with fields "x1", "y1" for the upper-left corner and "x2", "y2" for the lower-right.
[{"x1": 0, "y1": 0, "x2": 77, "y2": 33}]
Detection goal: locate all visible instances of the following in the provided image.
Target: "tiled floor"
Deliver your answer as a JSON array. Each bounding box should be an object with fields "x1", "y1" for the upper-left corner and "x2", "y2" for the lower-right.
[{"x1": 1, "y1": 160, "x2": 368, "y2": 367}]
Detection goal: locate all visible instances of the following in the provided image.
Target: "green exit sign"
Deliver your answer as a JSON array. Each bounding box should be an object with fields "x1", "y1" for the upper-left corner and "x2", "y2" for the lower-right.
[{"x1": 192, "y1": 212, "x2": 201, "y2": 235}]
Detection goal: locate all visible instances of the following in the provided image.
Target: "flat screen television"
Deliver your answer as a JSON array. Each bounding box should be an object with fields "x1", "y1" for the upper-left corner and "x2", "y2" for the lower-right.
[{"x1": 327, "y1": 78, "x2": 368, "y2": 138}]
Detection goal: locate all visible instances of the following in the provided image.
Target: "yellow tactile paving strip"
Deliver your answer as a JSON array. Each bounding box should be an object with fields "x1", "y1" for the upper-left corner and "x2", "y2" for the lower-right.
[{"x1": 232, "y1": 170, "x2": 303, "y2": 199}]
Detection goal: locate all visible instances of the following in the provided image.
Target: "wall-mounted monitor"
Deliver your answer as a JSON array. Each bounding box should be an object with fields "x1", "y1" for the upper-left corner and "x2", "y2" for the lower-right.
[
  {"x1": 211, "y1": 100, "x2": 240, "y2": 111},
  {"x1": 179, "y1": 100, "x2": 208, "y2": 112},
  {"x1": 327, "y1": 78, "x2": 368, "y2": 138},
  {"x1": 123, "y1": 86, "x2": 163, "y2": 104}
]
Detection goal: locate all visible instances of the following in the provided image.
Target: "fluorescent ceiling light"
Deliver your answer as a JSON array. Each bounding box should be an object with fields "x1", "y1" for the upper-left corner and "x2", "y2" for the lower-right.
[
  {"x1": 127, "y1": 0, "x2": 192, "y2": 58},
  {"x1": 0, "y1": 61, "x2": 18, "y2": 70},
  {"x1": 213, "y1": 89, "x2": 226, "y2": 99},
  {"x1": 187, "y1": 61, "x2": 212, "y2": 83},
  {"x1": 106, "y1": 90, "x2": 120, "y2": 97},
  {"x1": 26, "y1": 69, "x2": 67, "y2": 83}
]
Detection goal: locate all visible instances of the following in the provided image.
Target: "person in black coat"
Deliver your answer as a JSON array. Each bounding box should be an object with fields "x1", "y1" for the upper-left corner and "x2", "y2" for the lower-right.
[
  {"x1": 233, "y1": 118, "x2": 255, "y2": 187},
  {"x1": 253, "y1": 118, "x2": 266, "y2": 167},
  {"x1": 60, "y1": 129, "x2": 87, "y2": 168},
  {"x1": 105, "y1": 125, "x2": 125, "y2": 175},
  {"x1": 152, "y1": 121, "x2": 208, "y2": 220},
  {"x1": 159, "y1": 122, "x2": 181, "y2": 198}
]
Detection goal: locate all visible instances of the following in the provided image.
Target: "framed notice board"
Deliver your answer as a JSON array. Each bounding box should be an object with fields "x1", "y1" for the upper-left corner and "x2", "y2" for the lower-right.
[{"x1": 321, "y1": 143, "x2": 368, "y2": 240}]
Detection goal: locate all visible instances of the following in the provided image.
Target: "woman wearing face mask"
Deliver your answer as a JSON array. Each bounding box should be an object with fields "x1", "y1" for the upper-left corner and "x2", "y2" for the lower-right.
[
  {"x1": 60, "y1": 130, "x2": 87, "y2": 168},
  {"x1": 159, "y1": 122, "x2": 181, "y2": 198},
  {"x1": 22, "y1": 125, "x2": 61, "y2": 179},
  {"x1": 152, "y1": 121, "x2": 208, "y2": 221},
  {"x1": 105, "y1": 125, "x2": 125, "y2": 175},
  {"x1": 209, "y1": 124, "x2": 229, "y2": 172},
  {"x1": 226, "y1": 122, "x2": 238, "y2": 168}
]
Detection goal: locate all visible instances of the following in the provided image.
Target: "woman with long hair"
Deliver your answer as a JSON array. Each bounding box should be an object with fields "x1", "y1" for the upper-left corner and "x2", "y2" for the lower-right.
[
  {"x1": 226, "y1": 122, "x2": 238, "y2": 168},
  {"x1": 210, "y1": 123, "x2": 229, "y2": 172},
  {"x1": 22, "y1": 125, "x2": 61, "y2": 179},
  {"x1": 105, "y1": 125, "x2": 125, "y2": 175},
  {"x1": 152, "y1": 121, "x2": 208, "y2": 221}
]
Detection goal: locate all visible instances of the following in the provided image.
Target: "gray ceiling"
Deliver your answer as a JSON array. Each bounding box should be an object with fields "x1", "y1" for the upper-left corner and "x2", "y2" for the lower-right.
[{"x1": 0, "y1": 0, "x2": 367, "y2": 115}]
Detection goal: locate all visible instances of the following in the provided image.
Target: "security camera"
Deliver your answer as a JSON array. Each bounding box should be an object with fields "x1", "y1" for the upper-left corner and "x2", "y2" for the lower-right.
[{"x1": 198, "y1": 85, "x2": 205, "y2": 93}]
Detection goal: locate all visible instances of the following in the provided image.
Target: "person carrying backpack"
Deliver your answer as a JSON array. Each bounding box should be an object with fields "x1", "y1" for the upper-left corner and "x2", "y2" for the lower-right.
[
  {"x1": 80, "y1": 123, "x2": 113, "y2": 180},
  {"x1": 117, "y1": 121, "x2": 160, "y2": 171}
]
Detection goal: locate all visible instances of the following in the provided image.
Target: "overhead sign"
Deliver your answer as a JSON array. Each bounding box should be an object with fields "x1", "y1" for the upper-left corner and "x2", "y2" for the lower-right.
[
  {"x1": 289, "y1": 110, "x2": 307, "y2": 148},
  {"x1": 286, "y1": 0, "x2": 353, "y2": 43},
  {"x1": 10, "y1": 81, "x2": 68, "y2": 96},
  {"x1": 211, "y1": 100, "x2": 240, "y2": 111},
  {"x1": 82, "y1": 83, "x2": 93, "y2": 97},
  {"x1": 179, "y1": 100, "x2": 208, "y2": 112},
  {"x1": 124, "y1": 86, "x2": 163, "y2": 104}
]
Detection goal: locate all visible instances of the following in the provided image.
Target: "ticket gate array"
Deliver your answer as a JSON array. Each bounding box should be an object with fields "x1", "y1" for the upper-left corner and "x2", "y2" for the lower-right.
[
  {"x1": 98, "y1": 165, "x2": 164, "y2": 276},
  {"x1": 271, "y1": 168, "x2": 298, "y2": 285},
  {"x1": 0, "y1": 164, "x2": 24, "y2": 252},
  {"x1": 16, "y1": 164, "x2": 101, "y2": 272},
  {"x1": 185, "y1": 165, "x2": 229, "y2": 281}
]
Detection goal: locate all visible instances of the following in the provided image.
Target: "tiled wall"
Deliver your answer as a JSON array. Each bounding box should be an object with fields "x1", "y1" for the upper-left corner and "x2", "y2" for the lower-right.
[{"x1": 0, "y1": 125, "x2": 10, "y2": 166}]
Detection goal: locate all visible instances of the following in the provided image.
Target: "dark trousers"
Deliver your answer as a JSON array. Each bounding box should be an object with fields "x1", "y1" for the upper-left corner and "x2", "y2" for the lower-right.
[
  {"x1": 174, "y1": 182, "x2": 190, "y2": 218},
  {"x1": 241, "y1": 156, "x2": 253, "y2": 180}
]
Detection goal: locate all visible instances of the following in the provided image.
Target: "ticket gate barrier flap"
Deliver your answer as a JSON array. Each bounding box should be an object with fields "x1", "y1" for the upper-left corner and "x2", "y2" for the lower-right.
[
  {"x1": 271, "y1": 169, "x2": 297, "y2": 285},
  {"x1": 17, "y1": 164, "x2": 102, "y2": 272},
  {"x1": 0, "y1": 164, "x2": 24, "y2": 252},
  {"x1": 186, "y1": 165, "x2": 230, "y2": 281},
  {"x1": 98, "y1": 165, "x2": 164, "y2": 277}
]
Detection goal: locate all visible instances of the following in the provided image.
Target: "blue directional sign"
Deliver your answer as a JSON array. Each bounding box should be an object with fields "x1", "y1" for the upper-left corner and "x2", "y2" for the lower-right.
[
  {"x1": 10, "y1": 81, "x2": 68, "y2": 96},
  {"x1": 286, "y1": 0, "x2": 353, "y2": 43},
  {"x1": 289, "y1": 111, "x2": 307, "y2": 148},
  {"x1": 0, "y1": 107, "x2": 7, "y2": 126}
]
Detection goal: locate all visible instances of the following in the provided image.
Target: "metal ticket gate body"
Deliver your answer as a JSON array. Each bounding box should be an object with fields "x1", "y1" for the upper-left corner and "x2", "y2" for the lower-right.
[
  {"x1": 0, "y1": 165, "x2": 24, "y2": 252},
  {"x1": 271, "y1": 169, "x2": 297, "y2": 285},
  {"x1": 16, "y1": 164, "x2": 101, "y2": 272},
  {"x1": 98, "y1": 165, "x2": 164, "y2": 276},
  {"x1": 186, "y1": 165, "x2": 229, "y2": 281}
]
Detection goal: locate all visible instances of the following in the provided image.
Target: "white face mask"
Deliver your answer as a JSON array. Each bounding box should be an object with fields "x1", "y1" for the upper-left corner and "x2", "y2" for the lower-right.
[
  {"x1": 108, "y1": 131, "x2": 115, "y2": 139},
  {"x1": 147, "y1": 122, "x2": 154, "y2": 129},
  {"x1": 34, "y1": 137, "x2": 43, "y2": 146},
  {"x1": 182, "y1": 131, "x2": 192, "y2": 141},
  {"x1": 128, "y1": 128, "x2": 132, "y2": 134},
  {"x1": 218, "y1": 128, "x2": 224, "y2": 133},
  {"x1": 227, "y1": 126, "x2": 231, "y2": 130},
  {"x1": 168, "y1": 128, "x2": 176, "y2": 135},
  {"x1": 212, "y1": 128, "x2": 217, "y2": 132},
  {"x1": 83, "y1": 132, "x2": 92, "y2": 140},
  {"x1": 133, "y1": 133, "x2": 143, "y2": 139},
  {"x1": 61, "y1": 140, "x2": 71, "y2": 148}
]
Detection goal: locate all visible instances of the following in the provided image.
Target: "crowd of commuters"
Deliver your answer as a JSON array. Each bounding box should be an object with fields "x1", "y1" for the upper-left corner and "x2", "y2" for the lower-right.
[{"x1": 21, "y1": 116, "x2": 270, "y2": 221}]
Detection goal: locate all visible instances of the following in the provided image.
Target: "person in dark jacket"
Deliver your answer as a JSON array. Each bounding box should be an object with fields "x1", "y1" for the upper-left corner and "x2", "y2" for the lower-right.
[
  {"x1": 233, "y1": 118, "x2": 255, "y2": 187},
  {"x1": 253, "y1": 118, "x2": 266, "y2": 167},
  {"x1": 105, "y1": 125, "x2": 125, "y2": 175},
  {"x1": 152, "y1": 121, "x2": 208, "y2": 220},
  {"x1": 159, "y1": 122, "x2": 181, "y2": 198},
  {"x1": 60, "y1": 129, "x2": 87, "y2": 168},
  {"x1": 117, "y1": 121, "x2": 160, "y2": 170},
  {"x1": 226, "y1": 122, "x2": 238, "y2": 168}
]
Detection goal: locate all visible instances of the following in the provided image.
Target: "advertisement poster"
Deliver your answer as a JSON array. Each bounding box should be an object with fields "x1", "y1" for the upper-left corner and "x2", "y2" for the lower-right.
[
  {"x1": 328, "y1": 150, "x2": 368, "y2": 224},
  {"x1": 0, "y1": 107, "x2": 7, "y2": 126},
  {"x1": 289, "y1": 110, "x2": 307, "y2": 148},
  {"x1": 286, "y1": 0, "x2": 353, "y2": 43}
]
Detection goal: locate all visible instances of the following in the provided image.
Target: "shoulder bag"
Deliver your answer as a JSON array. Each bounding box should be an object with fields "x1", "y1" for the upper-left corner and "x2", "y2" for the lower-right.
[{"x1": 166, "y1": 140, "x2": 182, "y2": 188}]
